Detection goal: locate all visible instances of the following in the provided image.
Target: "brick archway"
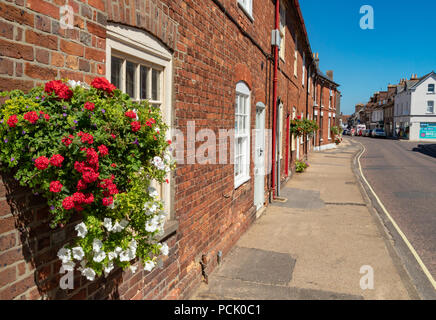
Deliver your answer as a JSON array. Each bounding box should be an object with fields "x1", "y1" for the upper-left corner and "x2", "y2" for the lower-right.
[{"x1": 234, "y1": 63, "x2": 253, "y2": 90}]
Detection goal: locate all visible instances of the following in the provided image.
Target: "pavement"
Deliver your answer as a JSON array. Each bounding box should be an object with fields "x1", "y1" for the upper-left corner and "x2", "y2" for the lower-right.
[{"x1": 191, "y1": 138, "x2": 419, "y2": 300}]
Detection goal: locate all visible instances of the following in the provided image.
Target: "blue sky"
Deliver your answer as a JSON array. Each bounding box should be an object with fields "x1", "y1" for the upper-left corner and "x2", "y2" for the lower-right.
[{"x1": 299, "y1": 0, "x2": 436, "y2": 115}]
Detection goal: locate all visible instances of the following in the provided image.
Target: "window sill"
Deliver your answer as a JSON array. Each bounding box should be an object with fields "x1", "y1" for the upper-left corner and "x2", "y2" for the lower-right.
[
  {"x1": 235, "y1": 175, "x2": 251, "y2": 190},
  {"x1": 157, "y1": 219, "x2": 178, "y2": 241},
  {"x1": 237, "y1": 3, "x2": 254, "y2": 22}
]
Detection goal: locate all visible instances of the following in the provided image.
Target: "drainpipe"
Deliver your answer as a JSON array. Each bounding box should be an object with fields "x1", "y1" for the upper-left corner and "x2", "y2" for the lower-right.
[
  {"x1": 318, "y1": 79, "x2": 323, "y2": 147},
  {"x1": 271, "y1": 0, "x2": 280, "y2": 198}
]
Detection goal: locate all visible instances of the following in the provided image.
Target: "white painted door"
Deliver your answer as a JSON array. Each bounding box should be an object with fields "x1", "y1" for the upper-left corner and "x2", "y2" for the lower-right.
[{"x1": 254, "y1": 103, "x2": 266, "y2": 211}]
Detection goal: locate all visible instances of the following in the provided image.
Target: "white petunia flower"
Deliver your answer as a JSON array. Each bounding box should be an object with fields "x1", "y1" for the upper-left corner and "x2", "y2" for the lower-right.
[
  {"x1": 132, "y1": 108, "x2": 139, "y2": 120},
  {"x1": 159, "y1": 243, "x2": 169, "y2": 256},
  {"x1": 72, "y1": 247, "x2": 85, "y2": 261},
  {"x1": 120, "y1": 219, "x2": 129, "y2": 229},
  {"x1": 67, "y1": 80, "x2": 79, "y2": 89},
  {"x1": 144, "y1": 260, "x2": 155, "y2": 272},
  {"x1": 75, "y1": 222, "x2": 88, "y2": 238},
  {"x1": 108, "y1": 252, "x2": 117, "y2": 261},
  {"x1": 104, "y1": 262, "x2": 114, "y2": 277},
  {"x1": 57, "y1": 248, "x2": 71, "y2": 263},
  {"x1": 119, "y1": 249, "x2": 135, "y2": 262},
  {"x1": 129, "y1": 239, "x2": 137, "y2": 251},
  {"x1": 112, "y1": 221, "x2": 124, "y2": 233},
  {"x1": 148, "y1": 187, "x2": 159, "y2": 199},
  {"x1": 115, "y1": 247, "x2": 122, "y2": 254},
  {"x1": 82, "y1": 268, "x2": 96, "y2": 281},
  {"x1": 80, "y1": 259, "x2": 87, "y2": 269},
  {"x1": 145, "y1": 220, "x2": 158, "y2": 233},
  {"x1": 61, "y1": 261, "x2": 75, "y2": 272},
  {"x1": 92, "y1": 239, "x2": 103, "y2": 253},
  {"x1": 154, "y1": 127, "x2": 160, "y2": 133},
  {"x1": 93, "y1": 250, "x2": 106, "y2": 263},
  {"x1": 152, "y1": 156, "x2": 165, "y2": 171},
  {"x1": 103, "y1": 218, "x2": 113, "y2": 231},
  {"x1": 130, "y1": 265, "x2": 138, "y2": 274}
]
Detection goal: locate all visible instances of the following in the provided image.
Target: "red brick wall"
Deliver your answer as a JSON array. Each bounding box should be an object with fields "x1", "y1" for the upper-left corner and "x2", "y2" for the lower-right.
[{"x1": 0, "y1": 0, "x2": 319, "y2": 300}]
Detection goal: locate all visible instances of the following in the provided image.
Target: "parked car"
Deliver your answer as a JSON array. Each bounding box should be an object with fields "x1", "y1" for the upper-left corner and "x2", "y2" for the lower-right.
[
  {"x1": 372, "y1": 129, "x2": 387, "y2": 138},
  {"x1": 363, "y1": 129, "x2": 371, "y2": 137},
  {"x1": 343, "y1": 129, "x2": 350, "y2": 136}
]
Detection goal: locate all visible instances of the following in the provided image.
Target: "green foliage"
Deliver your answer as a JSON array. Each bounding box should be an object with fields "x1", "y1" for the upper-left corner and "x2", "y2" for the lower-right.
[
  {"x1": 290, "y1": 118, "x2": 319, "y2": 137},
  {"x1": 0, "y1": 79, "x2": 174, "y2": 281},
  {"x1": 331, "y1": 125, "x2": 340, "y2": 136},
  {"x1": 295, "y1": 160, "x2": 309, "y2": 173}
]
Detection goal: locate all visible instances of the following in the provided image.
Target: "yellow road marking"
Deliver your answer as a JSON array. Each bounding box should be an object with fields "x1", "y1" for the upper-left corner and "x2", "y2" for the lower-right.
[{"x1": 356, "y1": 140, "x2": 436, "y2": 291}]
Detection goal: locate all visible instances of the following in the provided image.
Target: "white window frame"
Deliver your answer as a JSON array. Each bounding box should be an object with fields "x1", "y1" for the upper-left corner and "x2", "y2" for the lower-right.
[
  {"x1": 328, "y1": 115, "x2": 332, "y2": 140},
  {"x1": 235, "y1": 81, "x2": 251, "y2": 189},
  {"x1": 238, "y1": 0, "x2": 253, "y2": 20},
  {"x1": 291, "y1": 107, "x2": 296, "y2": 151},
  {"x1": 302, "y1": 52, "x2": 305, "y2": 86},
  {"x1": 427, "y1": 101, "x2": 434, "y2": 114},
  {"x1": 294, "y1": 35, "x2": 298, "y2": 78},
  {"x1": 106, "y1": 24, "x2": 174, "y2": 218},
  {"x1": 279, "y1": 4, "x2": 286, "y2": 61}
]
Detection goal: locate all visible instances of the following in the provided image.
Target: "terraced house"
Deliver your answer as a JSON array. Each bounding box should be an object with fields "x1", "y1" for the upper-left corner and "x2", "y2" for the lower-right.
[{"x1": 0, "y1": 0, "x2": 340, "y2": 299}]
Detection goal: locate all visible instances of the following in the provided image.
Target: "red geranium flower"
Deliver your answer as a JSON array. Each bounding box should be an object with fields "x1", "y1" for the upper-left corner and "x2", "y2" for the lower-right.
[
  {"x1": 49, "y1": 181, "x2": 63, "y2": 193},
  {"x1": 78, "y1": 132, "x2": 94, "y2": 145},
  {"x1": 62, "y1": 196, "x2": 75, "y2": 210},
  {"x1": 111, "y1": 134, "x2": 116, "y2": 139},
  {"x1": 77, "y1": 179, "x2": 87, "y2": 191},
  {"x1": 72, "y1": 192, "x2": 86, "y2": 204},
  {"x1": 45, "y1": 80, "x2": 73, "y2": 100},
  {"x1": 7, "y1": 115, "x2": 18, "y2": 128},
  {"x1": 62, "y1": 136, "x2": 73, "y2": 146},
  {"x1": 111, "y1": 163, "x2": 117, "y2": 168},
  {"x1": 24, "y1": 111, "x2": 39, "y2": 124},
  {"x1": 82, "y1": 167, "x2": 99, "y2": 183},
  {"x1": 44, "y1": 114, "x2": 50, "y2": 121},
  {"x1": 125, "y1": 110, "x2": 137, "y2": 119},
  {"x1": 131, "y1": 121, "x2": 141, "y2": 132},
  {"x1": 97, "y1": 145, "x2": 109, "y2": 156},
  {"x1": 50, "y1": 154, "x2": 64, "y2": 167},
  {"x1": 86, "y1": 148, "x2": 99, "y2": 166},
  {"x1": 35, "y1": 156, "x2": 49, "y2": 170},
  {"x1": 102, "y1": 196, "x2": 113, "y2": 207},
  {"x1": 74, "y1": 161, "x2": 85, "y2": 173},
  {"x1": 167, "y1": 140, "x2": 172, "y2": 145},
  {"x1": 91, "y1": 77, "x2": 116, "y2": 95},
  {"x1": 83, "y1": 193, "x2": 94, "y2": 204},
  {"x1": 84, "y1": 102, "x2": 95, "y2": 111}
]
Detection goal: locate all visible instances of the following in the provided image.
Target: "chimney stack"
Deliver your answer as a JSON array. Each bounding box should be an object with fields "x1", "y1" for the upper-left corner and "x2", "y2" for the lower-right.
[
  {"x1": 314, "y1": 53, "x2": 320, "y2": 69},
  {"x1": 326, "y1": 70, "x2": 334, "y2": 81}
]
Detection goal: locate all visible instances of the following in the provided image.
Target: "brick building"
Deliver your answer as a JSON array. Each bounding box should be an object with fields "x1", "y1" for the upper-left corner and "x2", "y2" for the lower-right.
[{"x1": 0, "y1": 0, "x2": 339, "y2": 299}]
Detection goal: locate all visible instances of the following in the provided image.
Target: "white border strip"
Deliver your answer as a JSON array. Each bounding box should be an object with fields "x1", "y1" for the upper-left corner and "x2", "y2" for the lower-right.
[{"x1": 356, "y1": 141, "x2": 436, "y2": 290}]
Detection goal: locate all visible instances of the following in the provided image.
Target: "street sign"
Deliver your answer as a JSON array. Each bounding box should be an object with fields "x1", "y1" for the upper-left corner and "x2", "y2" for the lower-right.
[{"x1": 420, "y1": 122, "x2": 436, "y2": 139}]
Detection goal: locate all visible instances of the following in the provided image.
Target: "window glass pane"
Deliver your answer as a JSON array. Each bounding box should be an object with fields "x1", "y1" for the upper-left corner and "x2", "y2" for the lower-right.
[
  {"x1": 126, "y1": 61, "x2": 136, "y2": 98},
  {"x1": 152, "y1": 69, "x2": 160, "y2": 101},
  {"x1": 111, "y1": 56, "x2": 122, "y2": 89},
  {"x1": 140, "y1": 66, "x2": 149, "y2": 100}
]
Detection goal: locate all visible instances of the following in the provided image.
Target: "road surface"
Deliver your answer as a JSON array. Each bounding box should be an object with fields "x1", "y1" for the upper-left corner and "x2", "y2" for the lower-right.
[{"x1": 354, "y1": 136, "x2": 436, "y2": 281}]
